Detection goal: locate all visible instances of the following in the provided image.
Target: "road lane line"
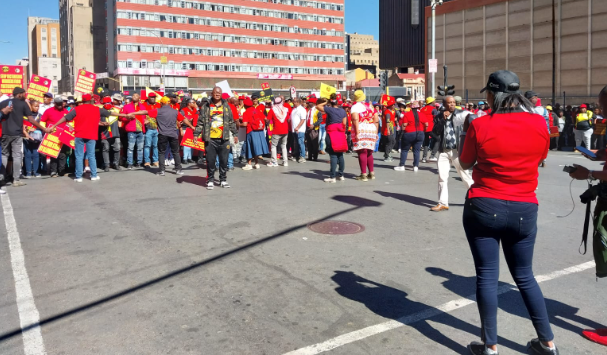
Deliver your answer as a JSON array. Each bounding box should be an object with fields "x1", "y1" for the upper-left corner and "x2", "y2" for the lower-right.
[
  {"x1": 2, "y1": 194, "x2": 47, "y2": 355},
  {"x1": 284, "y1": 261, "x2": 596, "y2": 355}
]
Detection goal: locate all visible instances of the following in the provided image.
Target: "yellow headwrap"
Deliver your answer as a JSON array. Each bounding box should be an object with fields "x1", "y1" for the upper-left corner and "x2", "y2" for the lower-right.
[
  {"x1": 159, "y1": 96, "x2": 170, "y2": 105},
  {"x1": 353, "y1": 90, "x2": 366, "y2": 102}
]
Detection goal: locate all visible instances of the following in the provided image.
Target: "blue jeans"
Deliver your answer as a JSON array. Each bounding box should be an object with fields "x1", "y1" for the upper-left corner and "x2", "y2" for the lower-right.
[
  {"x1": 127, "y1": 132, "x2": 144, "y2": 165},
  {"x1": 375, "y1": 132, "x2": 382, "y2": 152},
  {"x1": 183, "y1": 146, "x2": 192, "y2": 161},
  {"x1": 23, "y1": 140, "x2": 40, "y2": 176},
  {"x1": 463, "y1": 197, "x2": 554, "y2": 345},
  {"x1": 399, "y1": 131, "x2": 424, "y2": 167},
  {"x1": 75, "y1": 138, "x2": 97, "y2": 178},
  {"x1": 319, "y1": 124, "x2": 327, "y2": 151},
  {"x1": 143, "y1": 129, "x2": 158, "y2": 164},
  {"x1": 297, "y1": 132, "x2": 306, "y2": 158}
]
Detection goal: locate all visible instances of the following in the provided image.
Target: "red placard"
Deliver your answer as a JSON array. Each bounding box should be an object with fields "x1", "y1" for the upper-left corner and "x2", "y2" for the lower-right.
[
  {"x1": 180, "y1": 128, "x2": 205, "y2": 152},
  {"x1": 37, "y1": 131, "x2": 63, "y2": 158},
  {"x1": 261, "y1": 82, "x2": 270, "y2": 90},
  {"x1": 74, "y1": 69, "x2": 97, "y2": 94},
  {"x1": 26, "y1": 75, "x2": 52, "y2": 102},
  {"x1": 56, "y1": 126, "x2": 76, "y2": 149},
  {"x1": 0, "y1": 65, "x2": 25, "y2": 95}
]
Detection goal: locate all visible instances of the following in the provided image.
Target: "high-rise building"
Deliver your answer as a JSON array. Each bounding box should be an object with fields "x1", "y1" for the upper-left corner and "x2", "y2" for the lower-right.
[
  {"x1": 105, "y1": 0, "x2": 346, "y2": 93},
  {"x1": 59, "y1": 0, "x2": 95, "y2": 94},
  {"x1": 27, "y1": 18, "x2": 61, "y2": 94},
  {"x1": 345, "y1": 33, "x2": 379, "y2": 75}
]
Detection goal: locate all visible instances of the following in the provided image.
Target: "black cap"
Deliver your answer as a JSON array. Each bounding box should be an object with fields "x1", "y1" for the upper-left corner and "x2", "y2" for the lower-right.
[
  {"x1": 524, "y1": 90, "x2": 539, "y2": 99},
  {"x1": 480, "y1": 70, "x2": 520, "y2": 94},
  {"x1": 43, "y1": 92, "x2": 53, "y2": 98},
  {"x1": 167, "y1": 92, "x2": 177, "y2": 99},
  {"x1": 53, "y1": 97, "x2": 63, "y2": 104},
  {"x1": 12, "y1": 87, "x2": 25, "y2": 96}
]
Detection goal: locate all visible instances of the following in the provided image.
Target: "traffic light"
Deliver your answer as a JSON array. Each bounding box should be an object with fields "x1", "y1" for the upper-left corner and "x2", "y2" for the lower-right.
[
  {"x1": 437, "y1": 85, "x2": 455, "y2": 96},
  {"x1": 380, "y1": 71, "x2": 387, "y2": 91}
]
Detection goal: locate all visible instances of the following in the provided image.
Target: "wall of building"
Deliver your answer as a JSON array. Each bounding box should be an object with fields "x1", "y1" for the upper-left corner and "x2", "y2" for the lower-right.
[
  {"x1": 37, "y1": 57, "x2": 61, "y2": 94},
  {"x1": 27, "y1": 17, "x2": 59, "y2": 78},
  {"x1": 425, "y1": 0, "x2": 607, "y2": 103},
  {"x1": 59, "y1": 0, "x2": 95, "y2": 93},
  {"x1": 346, "y1": 33, "x2": 379, "y2": 74}
]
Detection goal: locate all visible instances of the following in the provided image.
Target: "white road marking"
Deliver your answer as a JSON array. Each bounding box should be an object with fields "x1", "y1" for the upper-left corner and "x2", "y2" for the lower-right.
[
  {"x1": 284, "y1": 261, "x2": 596, "y2": 355},
  {"x1": 2, "y1": 194, "x2": 47, "y2": 355}
]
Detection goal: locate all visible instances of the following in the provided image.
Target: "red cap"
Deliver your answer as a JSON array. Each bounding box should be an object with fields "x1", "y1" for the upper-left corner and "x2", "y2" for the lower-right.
[
  {"x1": 337, "y1": 100, "x2": 344, "y2": 105},
  {"x1": 221, "y1": 93, "x2": 230, "y2": 100},
  {"x1": 102, "y1": 96, "x2": 112, "y2": 104},
  {"x1": 580, "y1": 104, "x2": 587, "y2": 108},
  {"x1": 148, "y1": 92, "x2": 157, "y2": 98},
  {"x1": 238, "y1": 95, "x2": 245, "y2": 100},
  {"x1": 243, "y1": 98, "x2": 253, "y2": 107},
  {"x1": 82, "y1": 94, "x2": 92, "y2": 102},
  {"x1": 308, "y1": 97, "x2": 317, "y2": 104}
]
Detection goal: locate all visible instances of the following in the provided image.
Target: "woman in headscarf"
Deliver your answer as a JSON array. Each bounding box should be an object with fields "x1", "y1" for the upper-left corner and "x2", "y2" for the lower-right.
[
  {"x1": 350, "y1": 90, "x2": 379, "y2": 181},
  {"x1": 267, "y1": 96, "x2": 290, "y2": 167},
  {"x1": 241, "y1": 97, "x2": 269, "y2": 170}
]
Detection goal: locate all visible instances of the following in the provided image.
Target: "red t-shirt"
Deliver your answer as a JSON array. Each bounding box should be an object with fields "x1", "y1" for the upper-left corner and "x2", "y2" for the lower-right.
[
  {"x1": 180, "y1": 107, "x2": 198, "y2": 126},
  {"x1": 243, "y1": 107, "x2": 255, "y2": 134},
  {"x1": 402, "y1": 110, "x2": 426, "y2": 133},
  {"x1": 460, "y1": 111, "x2": 549, "y2": 204},
  {"x1": 382, "y1": 109, "x2": 395, "y2": 135},
  {"x1": 66, "y1": 104, "x2": 101, "y2": 140},
  {"x1": 419, "y1": 105, "x2": 435, "y2": 132},
  {"x1": 40, "y1": 107, "x2": 69, "y2": 130},
  {"x1": 268, "y1": 107, "x2": 289, "y2": 135}
]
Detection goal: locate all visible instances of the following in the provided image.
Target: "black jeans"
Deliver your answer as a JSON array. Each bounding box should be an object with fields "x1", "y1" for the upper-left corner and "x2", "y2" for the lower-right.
[
  {"x1": 306, "y1": 129, "x2": 319, "y2": 161},
  {"x1": 325, "y1": 132, "x2": 344, "y2": 178},
  {"x1": 206, "y1": 138, "x2": 230, "y2": 182},
  {"x1": 101, "y1": 137, "x2": 121, "y2": 167},
  {"x1": 384, "y1": 132, "x2": 396, "y2": 158},
  {"x1": 463, "y1": 197, "x2": 554, "y2": 345},
  {"x1": 158, "y1": 134, "x2": 182, "y2": 172},
  {"x1": 49, "y1": 145, "x2": 71, "y2": 175}
]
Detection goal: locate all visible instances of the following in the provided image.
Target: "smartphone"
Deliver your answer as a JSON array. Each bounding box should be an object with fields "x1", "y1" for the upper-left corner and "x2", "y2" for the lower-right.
[
  {"x1": 576, "y1": 146, "x2": 597, "y2": 160},
  {"x1": 563, "y1": 165, "x2": 577, "y2": 173},
  {"x1": 8, "y1": 100, "x2": 13, "y2": 108}
]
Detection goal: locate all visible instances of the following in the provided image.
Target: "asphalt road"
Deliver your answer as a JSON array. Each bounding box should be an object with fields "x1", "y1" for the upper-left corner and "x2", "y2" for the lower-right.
[{"x1": 0, "y1": 150, "x2": 605, "y2": 355}]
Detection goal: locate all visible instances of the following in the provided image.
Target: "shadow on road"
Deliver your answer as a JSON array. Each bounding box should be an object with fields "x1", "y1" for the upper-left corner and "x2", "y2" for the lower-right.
[
  {"x1": 176, "y1": 175, "x2": 207, "y2": 187},
  {"x1": 331, "y1": 271, "x2": 527, "y2": 354},
  {"x1": 374, "y1": 190, "x2": 464, "y2": 208},
  {"x1": 0, "y1": 195, "x2": 381, "y2": 343},
  {"x1": 426, "y1": 267, "x2": 605, "y2": 336}
]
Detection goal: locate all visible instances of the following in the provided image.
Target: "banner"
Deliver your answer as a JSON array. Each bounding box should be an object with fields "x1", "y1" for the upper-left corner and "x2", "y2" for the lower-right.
[
  {"x1": 0, "y1": 65, "x2": 25, "y2": 95},
  {"x1": 320, "y1": 83, "x2": 336, "y2": 99},
  {"x1": 58, "y1": 127, "x2": 76, "y2": 149},
  {"x1": 252, "y1": 89, "x2": 274, "y2": 102},
  {"x1": 26, "y1": 75, "x2": 52, "y2": 102},
  {"x1": 181, "y1": 129, "x2": 205, "y2": 151},
  {"x1": 257, "y1": 74, "x2": 293, "y2": 80},
  {"x1": 74, "y1": 69, "x2": 97, "y2": 94},
  {"x1": 261, "y1": 82, "x2": 270, "y2": 90},
  {"x1": 37, "y1": 131, "x2": 63, "y2": 158}
]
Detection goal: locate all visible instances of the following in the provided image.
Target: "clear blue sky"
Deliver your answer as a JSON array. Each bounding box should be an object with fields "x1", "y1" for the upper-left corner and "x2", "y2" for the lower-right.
[{"x1": 0, "y1": 0, "x2": 379, "y2": 65}]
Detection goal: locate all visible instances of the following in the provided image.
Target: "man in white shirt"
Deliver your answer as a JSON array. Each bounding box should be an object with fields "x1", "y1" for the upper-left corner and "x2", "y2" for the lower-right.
[
  {"x1": 291, "y1": 98, "x2": 307, "y2": 163},
  {"x1": 38, "y1": 93, "x2": 54, "y2": 118}
]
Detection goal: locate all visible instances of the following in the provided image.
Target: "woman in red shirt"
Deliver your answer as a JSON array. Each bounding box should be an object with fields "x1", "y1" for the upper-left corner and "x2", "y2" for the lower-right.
[
  {"x1": 241, "y1": 97, "x2": 268, "y2": 170},
  {"x1": 459, "y1": 70, "x2": 556, "y2": 355},
  {"x1": 179, "y1": 99, "x2": 198, "y2": 164},
  {"x1": 267, "y1": 96, "x2": 290, "y2": 167},
  {"x1": 394, "y1": 102, "x2": 427, "y2": 172}
]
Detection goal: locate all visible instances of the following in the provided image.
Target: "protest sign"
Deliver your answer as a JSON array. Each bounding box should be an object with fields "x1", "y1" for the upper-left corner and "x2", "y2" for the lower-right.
[
  {"x1": 26, "y1": 75, "x2": 52, "y2": 102},
  {"x1": 181, "y1": 129, "x2": 205, "y2": 152},
  {"x1": 252, "y1": 89, "x2": 274, "y2": 102},
  {"x1": 74, "y1": 69, "x2": 97, "y2": 94},
  {"x1": 38, "y1": 131, "x2": 63, "y2": 158},
  {"x1": 0, "y1": 65, "x2": 25, "y2": 95}
]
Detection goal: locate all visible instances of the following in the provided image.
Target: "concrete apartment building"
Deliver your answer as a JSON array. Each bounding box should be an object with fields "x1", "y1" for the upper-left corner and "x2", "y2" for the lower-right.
[
  {"x1": 105, "y1": 0, "x2": 346, "y2": 93},
  {"x1": 59, "y1": 0, "x2": 95, "y2": 93},
  {"x1": 27, "y1": 18, "x2": 61, "y2": 94},
  {"x1": 346, "y1": 33, "x2": 379, "y2": 75},
  {"x1": 425, "y1": 0, "x2": 607, "y2": 104}
]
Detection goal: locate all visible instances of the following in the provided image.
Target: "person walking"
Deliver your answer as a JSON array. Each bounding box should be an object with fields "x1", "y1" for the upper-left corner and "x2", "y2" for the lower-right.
[
  {"x1": 574, "y1": 104, "x2": 593, "y2": 149},
  {"x1": 460, "y1": 70, "x2": 558, "y2": 355},
  {"x1": 305, "y1": 96, "x2": 321, "y2": 161},
  {"x1": 179, "y1": 98, "x2": 199, "y2": 164},
  {"x1": 317, "y1": 95, "x2": 347, "y2": 183},
  {"x1": 430, "y1": 96, "x2": 474, "y2": 212},
  {"x1": 290, "y1": 98, "x2": 307, "y2": 163},
  {"x1": 350, "y1": 90, "x2": 379, "y2": 181},
  {"x1": 267, "y1": 96, "x2": 290, "y2": 167},
  {"x1": 421, "y1": 97, "x2": 439, "y2": 163},
  {"x1": 241, "y1": 96, "x2": 268, "y2": 171},
  {"x1": 394, "y1": 102, "x2": 426, "y2": 172},
  {"x1": 382, "y1": 96, "x2": 397, "y2": 162},
  {"x1": 195, "y1": 87, "x2": 238, "y2": 189},
  {"x1": 49, "y1": 93, "x2": 109, "y2": 182}
]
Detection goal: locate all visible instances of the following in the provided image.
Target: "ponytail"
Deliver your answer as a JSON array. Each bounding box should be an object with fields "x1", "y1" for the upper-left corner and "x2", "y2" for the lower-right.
[{"x1": 412, "y1": 108, "x2": 420, "y2": 131}]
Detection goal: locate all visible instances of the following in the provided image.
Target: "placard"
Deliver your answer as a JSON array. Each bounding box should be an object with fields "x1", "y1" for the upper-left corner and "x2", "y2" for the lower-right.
[
  {"x1": 252, "y1": 89, "x2": 274, "y2": 102},
  {"x1": 26, "y1": 75, "x2": 52, "y2": 102},
  {"x1": 261, "y1": 82, "x2": 270, "y2": 90},
  {"x1": 320, "y1": 83, "x2": 336, "y2": 99},
  {"x1": 0, "y1": 65, "x2": 25, "y2": 95},
  {"x1": 37, "y1": 131, "x2": 63, "y2": 158},
  {"x1": 74, "y1": 69, "x2": 97, "y2": 94},
  {"x1": 180, "y1": 128, "x2": 205, "y2": 152},
  {"x1": 215, "y1": 80, "x2": 234, "y2": 97},
  {"x1": 58, "y1": 127, "x2": 76, "y2": 149}
]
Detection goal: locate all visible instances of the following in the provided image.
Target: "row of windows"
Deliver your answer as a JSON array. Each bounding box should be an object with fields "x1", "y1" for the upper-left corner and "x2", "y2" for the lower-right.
[
  {"x1": 117, "y1": 43, "x2": 344, "y2": 63},
  {"x1": 122, "y1": 0, "x2": 343, "y2": 12},
  {"x1": 117, "y1": 0, "x2": 344, "y2": 24},
  {"x1": 117, "y1": 60, "x2": 345, "y2": 75},
  {"x1": 116, "y1": 10, "x2": 343, "y2": 37},
  {"x1": 116, "y1": 27, "x2": 345, "y2": 49}
]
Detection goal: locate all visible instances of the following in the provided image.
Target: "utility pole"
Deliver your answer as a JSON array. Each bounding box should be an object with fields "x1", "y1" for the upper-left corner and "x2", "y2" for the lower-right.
[{"x1": 431, "y1": 0, "x2": 444, "y2": 98}]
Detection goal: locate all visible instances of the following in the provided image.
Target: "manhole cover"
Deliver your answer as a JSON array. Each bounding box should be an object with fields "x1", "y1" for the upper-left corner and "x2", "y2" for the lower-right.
[{"x1": 307, "y1": 221, "x2": 365, "y2": 235}]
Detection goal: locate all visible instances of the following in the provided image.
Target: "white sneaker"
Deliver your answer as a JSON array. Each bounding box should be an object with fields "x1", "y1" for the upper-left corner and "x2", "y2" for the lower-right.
[
  {"x1": 207, "y1": 181, "x2": 214, "y2": 190},
  {"x1": 91, "y1": 176, "x2": 100, "y2": 181},
  {"x1": 324, "y1": 177, "x2": 336, "y2": 183},
  {"x1": 428, "y1": 157, "x2": 438, "y2": 162},
  {"x1": 394, "y1": 166, "x2": 405, "y2": 171},
  {"x1": 282, "y1": 161, "x2": 289, "y2": 167},
  {"x1": 413, "y1": 167, "x2": 419, "y2": 172},
  {"x1": 74, "y1": 178, "x2": 83, "y2": 183},
  {"x1": 337, "y1": 176, "x2": 345, "y2": 181},
  {"x1": 165, "y1": 159, "x2": 170, "y2": 166},
  {"x1": 221, "y1": 181, "x2": 230, "y2": 188},
  {"x1": 84, "y1": 166, "x2": 91, "y2": 173},
  {"x1": 242, "y1": 164, "x2": 253, "y2": 171},
  {"x1": 298, "y1": 158, "x2": 306, "y2": 163},
  {"x1": 267, "y1": 162, "x2": 278, "y2": 167},
  {"x1": 0, "y1": 189, "x2": 6, "y2": 194},
  {"x1": 254, "y1": 164, "x2": 261, "y2": 169},
  {"x1": 170, "y1": 159, "x2": 175, "y2": 165}
]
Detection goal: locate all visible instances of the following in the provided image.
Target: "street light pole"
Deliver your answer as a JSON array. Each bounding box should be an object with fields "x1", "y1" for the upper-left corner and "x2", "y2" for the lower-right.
[{"x1": 430, "y1": 0, "x2": 443, "y2": 98}]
